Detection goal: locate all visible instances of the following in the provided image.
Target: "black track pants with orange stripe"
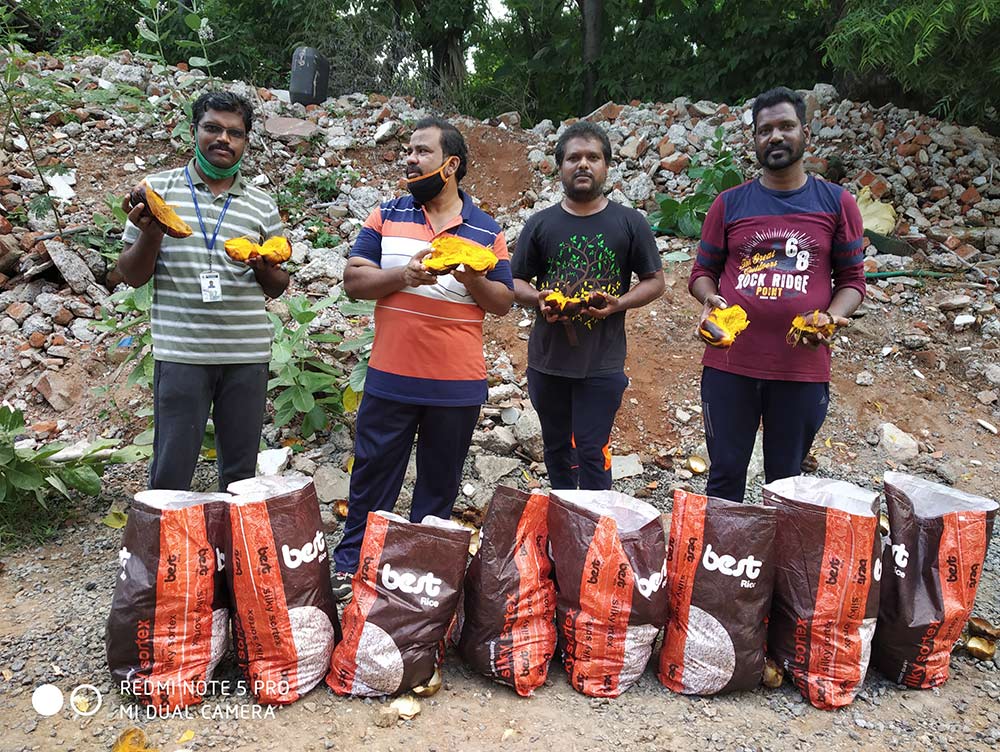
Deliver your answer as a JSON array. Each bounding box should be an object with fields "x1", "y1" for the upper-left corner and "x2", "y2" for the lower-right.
[{"x1": 526, "y1": 367, "x2": 628, "y2": 490}]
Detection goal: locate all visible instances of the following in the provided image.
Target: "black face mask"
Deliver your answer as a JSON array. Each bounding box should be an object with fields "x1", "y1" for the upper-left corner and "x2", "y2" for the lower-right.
[{"x1": 406, "y1": 162, "x2": 451, "y2": 204}]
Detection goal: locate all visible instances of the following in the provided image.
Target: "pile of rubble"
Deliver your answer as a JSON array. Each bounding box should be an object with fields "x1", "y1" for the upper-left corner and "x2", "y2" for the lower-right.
[{"x1": 0, "y1": 50, "x2": 998, "y2": 489}]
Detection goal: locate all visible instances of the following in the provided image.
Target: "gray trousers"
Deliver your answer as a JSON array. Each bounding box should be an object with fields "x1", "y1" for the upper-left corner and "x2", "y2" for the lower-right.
[{"x1": 149, "y1": 360, "x2": 268, "y2": 491}]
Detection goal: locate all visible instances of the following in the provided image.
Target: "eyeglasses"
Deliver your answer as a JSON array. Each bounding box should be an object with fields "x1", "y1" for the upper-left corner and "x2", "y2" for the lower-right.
[{"x1": 199, "y1": 123, "x2": 247, "y2": 140}]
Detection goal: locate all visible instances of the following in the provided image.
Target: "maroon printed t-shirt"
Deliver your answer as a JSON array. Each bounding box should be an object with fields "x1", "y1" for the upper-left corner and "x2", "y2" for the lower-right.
[{"x1": 688, "y1": 176, "x2": 865, "y2": 382}]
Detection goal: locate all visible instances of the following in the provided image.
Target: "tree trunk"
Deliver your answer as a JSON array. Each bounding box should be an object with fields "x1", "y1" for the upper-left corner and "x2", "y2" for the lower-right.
[
  {"x1": 431, "y1": 30, "x2": 466, "y2": 94},
  {"x1": 579, "y1": 0, "x2": 602, "y2": 115}
]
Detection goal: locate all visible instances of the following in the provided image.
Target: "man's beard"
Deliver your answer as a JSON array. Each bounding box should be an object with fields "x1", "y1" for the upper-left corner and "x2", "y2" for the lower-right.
[
  {"x1": 562, "y1": 172, "x2": 604, "y2": 201},
  {"x1": 756, "y1": 140, "x2": 805, "y2": 170}
]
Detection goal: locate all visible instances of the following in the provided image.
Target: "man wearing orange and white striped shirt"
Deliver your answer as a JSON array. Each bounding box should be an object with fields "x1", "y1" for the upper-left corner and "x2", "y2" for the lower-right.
[{"x1": 331, "y1": 117, "x2": 514, "y2": 601}]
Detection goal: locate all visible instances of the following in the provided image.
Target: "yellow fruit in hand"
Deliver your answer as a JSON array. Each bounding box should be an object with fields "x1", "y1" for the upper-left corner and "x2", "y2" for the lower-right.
[{"x1": 423, "y1": 235, "x2": 498, "y2": 273}]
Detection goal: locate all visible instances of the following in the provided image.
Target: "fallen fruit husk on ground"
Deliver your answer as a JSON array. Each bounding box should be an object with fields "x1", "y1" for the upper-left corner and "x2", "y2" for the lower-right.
[
  {"x1": 129, "y1": 182, "x2": 192, "y2": 238},
  {"x1": 686, "y1": 455, "x2": 708, "y2": 474},
  {"x1": 879, "y1": 512, "x2": 891, "y2": 537},
  {"x1": 966, "y1": 636, "x2": 997, "y2": 661},
  {"x1": 390, "y1": 695, "x2": 421, "y2": 720},
  {"x1": 113, "y1": 727, "x2": 159, "y2": 752},
  {"x1": 699, "y1": 304, "x2": 749, "y2": 347},
  {"x1": 334, "y1": 500, "x2": 348, "y2": 519},
  {"x1": 412, "y1": 668, "x2": 442, "y2": 697},
  {"x1": 786, "y1": 309, "x2": 838, "y2": 346},
  {"x1": 762, "y1": 657, "x2": 783, "y2": 688},
  {"x1": 968, "y1": 616, "x2": 999, "y2": 640},
  {"x1": 423, "y1": 235, "x2": 498, "y2": 273},
  {"x1": 451, "y1": 517, "x2": 481, "y2": 555}
]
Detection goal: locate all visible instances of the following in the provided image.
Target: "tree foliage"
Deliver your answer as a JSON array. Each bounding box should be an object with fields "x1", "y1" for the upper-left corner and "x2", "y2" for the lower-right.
[
  {"x1": 822, "y1": 0, "x2": 1000, "y2": 123},
  {"x1": 4, "y1": 0, "x2": 998, "y2": 128}
]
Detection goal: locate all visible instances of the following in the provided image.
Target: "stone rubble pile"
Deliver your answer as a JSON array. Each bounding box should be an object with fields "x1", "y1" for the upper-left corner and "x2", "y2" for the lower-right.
[{"x1": 0, "y1": 50, "x2": 997, "y2": 495}]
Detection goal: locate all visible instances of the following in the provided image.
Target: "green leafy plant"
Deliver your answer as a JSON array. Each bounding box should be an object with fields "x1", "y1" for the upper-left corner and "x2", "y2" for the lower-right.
[
  {"x1": 276, "y1": 169, "x2": 310, "y2": 223},
  {"x1": 278, "y1": 167, "x2": 359, "y2": 225},
  {"x1": 822, "y1": 0, "x2": 1000, "y2": 124},
  {"x1": 176, "y1": 0, "x2": 229, "y2": 76},
  {"x1": 268, "y1": 294, "x2": 346, "y2": 438},
  {"x1": 0, "y1": 14, "x2": 64, "y2": 233},
  {"x1": 81, "y1": 193, "x2": 131, "y2": 263},
  {"x1": 0, "y1": 405, "x2": 148, "y2": 547},
  {"x1": 649, "y1": 126, "x2": 743, "y2": 238},
  {"x1": 91, "y1": 282, "x2": 155, "y2": 390},
  {"x1": 336, "y1": 299, "x2": 375, "y2": 399},
  {"x1": 134, "y1": 0, "x2": 176, "y2": 66},
  {"x1": 306, "y1": 221, "x2": 341, "y2": 250}
]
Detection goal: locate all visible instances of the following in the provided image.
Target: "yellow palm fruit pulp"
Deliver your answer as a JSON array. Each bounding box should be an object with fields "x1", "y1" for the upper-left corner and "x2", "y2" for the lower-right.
[
  {"x1": 786, "y1": 309, "x2": 837, "y2": 346},
  {"x1": 544, "y1": 290, "x2": 586, "y2": 314},
  {"x1": 259, "y1": 236, "x2": 292, "y2": 263},
  {"x1": 422, "y1": 235, "x2": 498, "y2": 273},
  {"x1": 129, "y1": 182, "x2": 193, "y2": 238},
  {"x1": 699, "y1": 304, "x2": 750, "y2": 347},
  {"x1": 224, "y1": 236, "x2": 292, "y2": 264}
]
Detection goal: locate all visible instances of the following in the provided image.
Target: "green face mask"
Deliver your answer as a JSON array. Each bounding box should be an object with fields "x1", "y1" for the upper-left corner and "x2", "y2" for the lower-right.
[{"x1": 195, "y1": 142, "x2": 242, "y2": 180}]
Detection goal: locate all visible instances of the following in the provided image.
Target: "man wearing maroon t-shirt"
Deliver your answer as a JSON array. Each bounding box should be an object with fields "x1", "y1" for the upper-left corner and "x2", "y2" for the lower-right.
[{"x1": 688, "y1": 86, "x2": 865, "y2": 503}]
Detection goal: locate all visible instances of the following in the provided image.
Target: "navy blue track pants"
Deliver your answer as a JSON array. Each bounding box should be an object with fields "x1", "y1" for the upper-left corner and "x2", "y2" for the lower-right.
[
  {"x1": 332, "y1": 393, "x2": 480, "y2": 573},
  {"x1": 701, "y1": 366, "x2": 829, "y2": 503},
  {"x1": 526, "y1": 367, "x2": 628, "y2": 491}
]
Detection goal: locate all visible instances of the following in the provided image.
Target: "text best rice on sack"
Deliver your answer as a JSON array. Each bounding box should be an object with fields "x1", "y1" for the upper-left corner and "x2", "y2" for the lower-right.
[
  {"x1": 659, "y1": 490, "x2": 776, "y2": 695},
  {"x1": 106, "y1": 491, "x2": 231, "y2": 711},
  {"x1": 874, "y1": 471, "x2": 997, "y2": 688},
  {"x1": 458, "y1": 486, "x2": 556, "y2": 696},
  {"x1": 328, "y1": 512, "x2": 471, "y2": 697},
  {"x1": 226, "y1": 474, "x2": 341, "y2": 704},
  {"x1": 763, "y1": 476, "x2": 881, "y2": 710},
  {"x1": 547, "y1": 490, "x2": 669, "y2": 698}
]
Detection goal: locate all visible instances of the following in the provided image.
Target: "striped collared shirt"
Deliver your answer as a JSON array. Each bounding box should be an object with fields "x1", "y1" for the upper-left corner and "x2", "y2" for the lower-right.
[
  {"x1": 122, "y1": 159, "x2": 282, "y2": 364},
  {"x1": 351, "y1": 191, "x2": 513, "y2": 407}
]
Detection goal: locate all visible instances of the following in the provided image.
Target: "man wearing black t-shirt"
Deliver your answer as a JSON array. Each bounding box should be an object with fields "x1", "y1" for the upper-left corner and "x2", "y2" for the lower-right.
[{"x1": 512, "y1": 122, "x2": 665, "y2": 490}]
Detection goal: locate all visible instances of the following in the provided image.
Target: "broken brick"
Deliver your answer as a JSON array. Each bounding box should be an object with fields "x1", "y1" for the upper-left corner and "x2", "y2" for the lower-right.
[{"x1": 959, "y1": 185, "x2": 982, "y2": 205}]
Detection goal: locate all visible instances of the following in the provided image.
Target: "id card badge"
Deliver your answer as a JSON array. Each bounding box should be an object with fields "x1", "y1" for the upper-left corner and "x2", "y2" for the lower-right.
[{"x1": 200, "y1": 271, "x2": 222, "y2": 303}]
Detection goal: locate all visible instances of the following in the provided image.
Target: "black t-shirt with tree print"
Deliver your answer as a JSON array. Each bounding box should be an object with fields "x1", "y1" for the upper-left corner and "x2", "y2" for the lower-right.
[{"x1": 511, "y1": 201, "x2": 661, "y2": 378}]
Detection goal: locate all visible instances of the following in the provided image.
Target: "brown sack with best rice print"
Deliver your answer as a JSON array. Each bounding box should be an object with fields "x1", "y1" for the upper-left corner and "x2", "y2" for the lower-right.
[
  {"x1": 106, "y1": 490, "x2": 232, "y2": 711},
  {"x1": 659, "y1": 490, "x2": 776, "y2": 695},
  {"x1": 226, "y1": 474, "x2": 341, "y2": 704},
  {"x1": 873, "y1": 471, "x2": 997, "y2": 688},
  {"x1": 547, "y1": 490, "x2": 669, "y2": 698},
  {"x1": 458, "y1": 486, "x2": 556, "y2": 696},
  {"x1": 763, "y1": 476, "x2": 881, "y2": 710},
  {"x1": 328, "y1": 512, "x2": 471, "y2": 696}
]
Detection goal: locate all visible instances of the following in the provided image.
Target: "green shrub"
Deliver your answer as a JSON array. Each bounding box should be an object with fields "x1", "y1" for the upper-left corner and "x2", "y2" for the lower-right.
[
  {"x1": 649, "y1": 127, "x2": 743, "y2": 239},
  {"x1": 0, "y1": 406, "x2": 147, "y2": 547}
]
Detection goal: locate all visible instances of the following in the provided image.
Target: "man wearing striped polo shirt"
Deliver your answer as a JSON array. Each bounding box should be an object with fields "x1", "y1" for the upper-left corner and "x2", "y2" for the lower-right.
[
  {"x1": 330, "y1": 117, "x2": 514, "y2": 600},
  {"x1": 119, "y1": 90, "x2": 288, "y2": 491}
]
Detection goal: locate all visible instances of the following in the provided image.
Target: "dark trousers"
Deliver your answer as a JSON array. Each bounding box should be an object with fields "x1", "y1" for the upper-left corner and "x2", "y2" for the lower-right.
[
  {"x1": 701, "y1": 366, "x2": 829, "y2": 503},
  {"x1": 526, "y1": 367, "x2": 629, "y2": 491},
  {"x1": 332, "y1": 394, "x2": 480, "y2": 573},
  {"x1": 149, "y1": 360, "x2": 268, "y2": 492}
]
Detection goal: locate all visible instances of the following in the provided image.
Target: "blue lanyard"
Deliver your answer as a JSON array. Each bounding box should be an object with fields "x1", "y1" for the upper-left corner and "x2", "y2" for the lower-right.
[{"x1": 185, "y1": 166, "x2": 233, "y2": 269}]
